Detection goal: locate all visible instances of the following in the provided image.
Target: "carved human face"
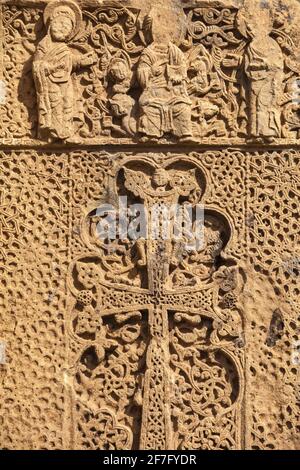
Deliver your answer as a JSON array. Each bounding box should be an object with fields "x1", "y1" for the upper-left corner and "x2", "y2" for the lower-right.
[
  {"x1": 152, "y1": 169, "x2": 170, "y2": 188},
  {"x1": 147, "y1": 8, "x2": 181, "y2": 44},
  {"x1": 110, "y1": 62, "x2": 128, "y2": 82},
  {"x1": 151, "y1": 14, "x2": 169, "y2": 43},
  {"x1": 245, "y1": 9, "x2": 272, "y2": 38},
  {"x1": 193, "y1": 60, "x2": 209, "y2": 87},
  {"x1": 202, "y1": 216, "x2": 225, "y2": 258},
  {"x1": 50, "y1": 16, "x2": 74, "y2": 41}
]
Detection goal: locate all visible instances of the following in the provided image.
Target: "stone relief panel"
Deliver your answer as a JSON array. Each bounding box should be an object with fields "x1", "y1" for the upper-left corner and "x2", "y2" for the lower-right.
[
  {"x1": 66, "y1": 150, "x2": 247, "y2": 450},
  {"x1": 0, "y1": 0, "x2": 299, "y2": 453},
  {"x1": 246, "y1": 150, "x2": 300, "y2": 450},
  {"x1": 0, "y1": 147, "x2": 299, "y2": 449},
  {"x1": 0, "y1": 150, "x2": 70, "y2": 449},
  {"x1": 1, "y1": 0, "x2": 300, "y2": 145}
]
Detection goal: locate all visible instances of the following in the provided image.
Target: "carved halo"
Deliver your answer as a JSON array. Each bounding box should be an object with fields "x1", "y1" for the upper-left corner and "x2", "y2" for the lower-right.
[
  {"x1": 43, "y1": 0, "x2": 82, "y2": 40},
  {"x1": 108, "y1": 50, "x2": 132, "y2": 78},
  {"x1": 236, "y1": 1, "x2": 274, "y2": 39}
]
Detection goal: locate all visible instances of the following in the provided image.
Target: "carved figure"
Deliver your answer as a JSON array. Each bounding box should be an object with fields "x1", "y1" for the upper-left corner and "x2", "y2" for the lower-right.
[
  {"x1": 169, "y1": 214, "x2": 229, "y2": 287},
  {"x1": 108, "y1": 52, "x2": 137, "y2": 137},
  {"x1": 281, "y1": 77, "x2": 300, "y2": 138},
  {"x1": 238, "y1": 3, "x2": 284, "y2": 140},
  {"x1": 33, "y1": 0, "x2": 96, "y2": 141},
  {"x1": 137, "y1": 9, "x2": 192, "y2": 140},
  {"x1": 187, "y1": 45, "x2": 226, "y2": 138}
]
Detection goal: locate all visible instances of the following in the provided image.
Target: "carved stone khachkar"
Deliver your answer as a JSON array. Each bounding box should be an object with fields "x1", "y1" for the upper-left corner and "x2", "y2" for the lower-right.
[{"x1": 0, "y1": 0, "x2": 299, "y2": 451}]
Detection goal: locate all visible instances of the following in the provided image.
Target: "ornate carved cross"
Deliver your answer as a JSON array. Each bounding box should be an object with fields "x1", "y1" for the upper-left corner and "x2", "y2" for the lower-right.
[
  {"x1": 95, "y1": 164, "x2": 203, "y2": 449},
  {"x1": 69, "y1": 158, "x2": 243, "y2": 450}
]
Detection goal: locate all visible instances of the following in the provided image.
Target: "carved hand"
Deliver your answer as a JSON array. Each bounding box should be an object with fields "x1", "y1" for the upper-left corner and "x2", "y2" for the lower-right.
[
  {"x1": 222, "y1": 58, "x2": 238, "y2": 68},
  {"x1": 222, "y1": 53, "x2": 241, "y2": 68},
  {"x1": 82, "y1": 52, "x2": 98, "y2": 67},
  {"x1": 151, "y1": 65, "x2": 162, "y2": 77},
  {"x1": 45, "y1": 62, "x2": 66, "y2": 76}
]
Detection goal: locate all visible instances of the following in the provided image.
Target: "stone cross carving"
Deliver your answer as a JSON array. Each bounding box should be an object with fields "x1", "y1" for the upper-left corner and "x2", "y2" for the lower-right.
[
  {"x1": 0, "y1": 0, "x2": 299, "y2": 452},
  {"x1": 120, "y1": 166, "x2": 201, "y2": 449},
  {"x1": 68, "y1": 160, "x2": 244, "y2": 450}
]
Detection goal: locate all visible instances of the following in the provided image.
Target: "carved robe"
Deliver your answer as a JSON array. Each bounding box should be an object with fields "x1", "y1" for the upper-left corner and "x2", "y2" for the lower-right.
[
  {"x1": 33, "y1": 36, "x2": 82, "y2": 140},
  {"x1": 137, "y1": 43, "x2": 192, "y2": 138},
  {"x1": 245, "y1": 35, "x2": 284, "y2": 138}
]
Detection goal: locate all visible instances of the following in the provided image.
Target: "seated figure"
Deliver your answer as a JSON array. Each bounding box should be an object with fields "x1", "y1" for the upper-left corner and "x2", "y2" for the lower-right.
[{"x1": 137, "y1": 9, "x2": 192, "y2": 140}]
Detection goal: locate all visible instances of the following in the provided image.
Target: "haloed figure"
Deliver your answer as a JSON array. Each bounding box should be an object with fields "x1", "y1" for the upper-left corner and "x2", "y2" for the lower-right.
[{"x1": 33, "y1": 0, "x2": 96, "y2": 141}]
